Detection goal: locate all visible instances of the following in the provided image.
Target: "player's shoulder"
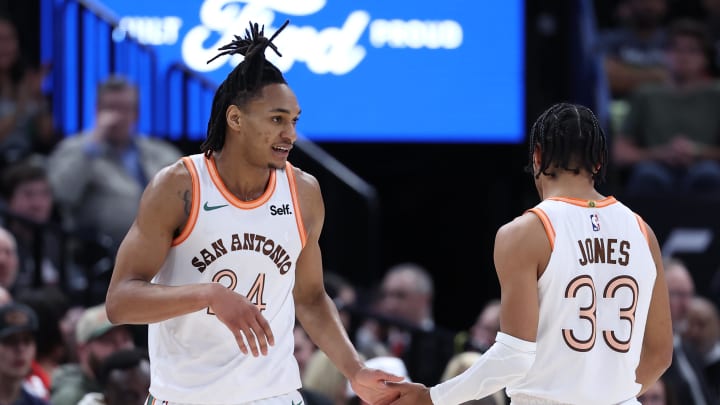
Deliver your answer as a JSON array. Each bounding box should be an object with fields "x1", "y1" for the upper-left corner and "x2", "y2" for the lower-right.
[
  {"x1": 288, "y1": 164, "x2": 321, "y2": 199},
  {"x1": 495, "y1": 211, "x2": 549, "y2": 253},
  {"x1": 498, "y1": 211, "x2": 546, "y2": 238},
  {"x1": 289, "y1": 164, "x2": 319, "y2": 188},
  {"x1": 146, "y1": 157, "x2": 192, "y2": 195},
  {"x1": 287, "y1": 164, "x2": 323, "y2": 230}
]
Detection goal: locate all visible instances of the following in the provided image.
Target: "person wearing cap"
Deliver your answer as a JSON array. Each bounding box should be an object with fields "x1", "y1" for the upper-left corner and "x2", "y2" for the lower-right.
[
  {"x1": 78, "y1": 347, "x2": 151, "y2": 405},
  {"x1": 0, "y1": 302, "x2": 49, "y2": 405},
  {"x1": 50, "y1": 303, "x2": 133, "y2": 405}
]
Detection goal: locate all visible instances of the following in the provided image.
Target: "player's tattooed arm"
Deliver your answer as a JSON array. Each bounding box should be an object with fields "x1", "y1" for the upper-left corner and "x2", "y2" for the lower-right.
[
  {"x1": 172, "y1": 189, "x2": 192, "y2": 238},
  {"x1": 181, "y1": 189, "x2": 191, "y2": 216}
]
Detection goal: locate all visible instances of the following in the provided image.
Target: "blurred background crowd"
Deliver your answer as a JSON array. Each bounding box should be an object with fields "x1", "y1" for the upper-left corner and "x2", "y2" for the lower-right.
[{"x1": 0, "y1": 0, "x2": 719, "y2": 404}]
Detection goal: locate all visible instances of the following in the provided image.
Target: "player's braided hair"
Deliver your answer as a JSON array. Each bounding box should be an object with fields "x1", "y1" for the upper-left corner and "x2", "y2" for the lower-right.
[
  {"x1": 525, "y1": 103, "x2": 607, "y2": 184},
  {"x1": 201, "y1": 20, "x2": 290, "y2": 156}
]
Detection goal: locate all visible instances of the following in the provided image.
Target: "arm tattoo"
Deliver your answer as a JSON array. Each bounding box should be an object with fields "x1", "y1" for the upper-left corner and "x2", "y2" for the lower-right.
[{"x1": 181, "y1": 189, "x2": 191, "y2": 216}]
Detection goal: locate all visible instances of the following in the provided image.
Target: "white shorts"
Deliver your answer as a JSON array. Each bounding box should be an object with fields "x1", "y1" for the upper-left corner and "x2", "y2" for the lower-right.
[{"x1": 146, "y1": 390, "x2": 304, "y2": 405}]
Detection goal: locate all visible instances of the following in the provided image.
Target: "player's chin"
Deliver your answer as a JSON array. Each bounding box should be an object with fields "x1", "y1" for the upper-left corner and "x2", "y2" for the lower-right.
[{"x1": 267, "y1": 160, "x2": 285, "y2": 170}]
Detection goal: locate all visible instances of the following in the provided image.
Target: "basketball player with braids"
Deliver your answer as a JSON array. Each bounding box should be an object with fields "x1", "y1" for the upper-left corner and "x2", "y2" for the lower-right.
[
  {"x1": 105, "y1": 21, "x2": 401, "y2": 405},
  {"x1": 387, "y1": 103, "x2": 674, "y2": 405}
]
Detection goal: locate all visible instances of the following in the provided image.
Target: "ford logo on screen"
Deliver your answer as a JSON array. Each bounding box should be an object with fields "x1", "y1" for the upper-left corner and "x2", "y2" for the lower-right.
[{"x1": 51, "y1": 0, "x2": 524, "y2": 143}]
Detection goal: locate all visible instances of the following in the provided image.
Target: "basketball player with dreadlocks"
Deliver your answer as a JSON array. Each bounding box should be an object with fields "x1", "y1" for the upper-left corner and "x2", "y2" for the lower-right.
[
  {"x1": 386, "y1": 103, "x2": 673, "y2": 405},
  {"x1": 105, "y1": 21, "x2": 402, "y2": 405}
]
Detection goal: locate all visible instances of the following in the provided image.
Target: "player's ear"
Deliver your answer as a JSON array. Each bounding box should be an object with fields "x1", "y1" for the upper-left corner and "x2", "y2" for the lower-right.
[
  {"x1": 533, "y1": 145, "x2": 542, "y2": 172},
  {"x1": 226, "y1": 105, "x2": 243, "y2": 131}
]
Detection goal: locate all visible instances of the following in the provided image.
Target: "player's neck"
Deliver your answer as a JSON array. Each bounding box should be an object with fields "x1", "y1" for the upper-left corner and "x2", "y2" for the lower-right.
[
  {"x1": 539, "y1": 174, "x2": 604, "y2": 202},
  {"x1": 211, "y1": 150, "x2": 272, "y2": 202}
]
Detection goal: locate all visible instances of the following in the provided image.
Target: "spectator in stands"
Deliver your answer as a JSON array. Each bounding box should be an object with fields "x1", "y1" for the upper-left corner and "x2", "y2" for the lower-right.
[
  {"x1": 356, "y1": 262, "x2": 455, "y2": 386},
  {"x1": 47, "y1": 75, "x2": 182, "y2": 250},
  {"x1": 0, "y1": 14, "x2": 54, "y2": 168},
  {"x1": 638, "y1": 377, "x2": 680, "y2": 405},
  {"x1": 294, "y1": 321, "x2": 317, "y2": 377},
  {"x1": 323, "y1": 271, "x2": 357, "y2": 332},
  {"x1": 465, "y1": 299, "x2": 501, "y2": 354},
  {"x1": 599, "y1": 0, "x2": 670, "y2": 99},
  {"x1": 58, "y1": 305, "x2": 84, "y2": 364},
  {"x1": 1, "y1": 156, "x2": 62, "y2": 290},
  {"x1": 662, "y1": 258, "x2": 717, "y2": 405},
  {"x1": 303, "y1": 349, "x2": 348, "y2": 405},
  {"x1": 294, "y1": 323, "x2": 333, "y2": 405},
  {"x1": 0, "y1": 225, "x2": 19, "y2": 292},
  {"x1": 0, "y1": 302, "x2": 49, "y2": 404},
  {"x1": 684, "y1": 296, "x2": 720, "y2": 401},
  {"x1": 613, "y1": 19, "x2": 720, "y2": 195},
  {"x1": 51, "y1": 302, "x2": 134, "y2": 405},
  {"x1": 16, "y1": 287, "x2": 70, "y2": 400},
  {"x1": 77, "y1": 348, "x2": 150, "y2": 405}
]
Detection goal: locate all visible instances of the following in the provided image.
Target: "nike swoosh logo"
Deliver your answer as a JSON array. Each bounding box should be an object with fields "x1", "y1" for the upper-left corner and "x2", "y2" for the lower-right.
[
  {"x1": 203, "y1": 202, "x2": 229, "y2": 211},
  {"x1": 292, "y1": 401, "x2": 303, "y2": 405}
]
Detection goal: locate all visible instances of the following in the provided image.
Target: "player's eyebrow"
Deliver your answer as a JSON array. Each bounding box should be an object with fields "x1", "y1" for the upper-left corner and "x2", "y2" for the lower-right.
[{"x1": 269, "y1": 108, "x2": 301, "y2": 116}]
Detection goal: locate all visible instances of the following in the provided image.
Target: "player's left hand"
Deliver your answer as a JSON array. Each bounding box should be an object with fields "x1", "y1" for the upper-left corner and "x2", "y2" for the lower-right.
[
  {"x1": 384, "y1": 381, "x2": 433, "y2": 405},
  {"x1": 350, "y1": 367, "x2": 404, "y2": 405}
]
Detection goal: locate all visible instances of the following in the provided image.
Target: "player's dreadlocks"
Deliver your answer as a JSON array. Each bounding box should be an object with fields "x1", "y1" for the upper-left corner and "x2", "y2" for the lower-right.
[
  {"x1": 525, "y1": 103, "x2": 608, "y2": 184},
  {"x1": 201, "y1": 20, "x2": 290, "y2": 156}
]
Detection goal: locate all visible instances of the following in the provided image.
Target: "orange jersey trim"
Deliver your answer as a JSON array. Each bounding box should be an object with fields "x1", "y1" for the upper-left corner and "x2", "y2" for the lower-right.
[
  {"x1": 206, "y1": 155, "x2": 276, "y2": 209},
  {"x1": 285, "y1": 162, "x2": 307, "y2": 247},
  {"x1": 527, "y1": 207, "x2": 555, "y2": 250},
  {"x1": 172, "y1": 157, "x2": 200, "y2": 246},
  {"x1": 547, "y1": 196, "x2": 618, "y2": 208},
  {"x1": 634, "y1": 213, "x2": 649, "y2": 244}
]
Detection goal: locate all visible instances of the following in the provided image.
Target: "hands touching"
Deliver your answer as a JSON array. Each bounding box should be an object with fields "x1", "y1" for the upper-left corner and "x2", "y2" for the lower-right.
[
  {"x1": 386, "y1": 381, "x2": 433, "y2": 405},
  {"x1": 349, "y1": 366, "x2": 405, "y2": 405}
]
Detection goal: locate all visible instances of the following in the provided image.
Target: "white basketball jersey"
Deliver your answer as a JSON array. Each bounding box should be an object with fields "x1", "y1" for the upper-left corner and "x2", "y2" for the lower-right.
[
  {"x1": 506, "y1": 197, "x2": 656, "y2": 405},
  {"x1": 148, "y1": 154, "x2": 306, "y2": 404}
]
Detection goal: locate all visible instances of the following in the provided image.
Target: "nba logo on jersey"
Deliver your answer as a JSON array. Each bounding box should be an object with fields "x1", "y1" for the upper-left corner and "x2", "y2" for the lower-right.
[{"x1": 590, "y1": 213, "x2": 600, "y2": 231}]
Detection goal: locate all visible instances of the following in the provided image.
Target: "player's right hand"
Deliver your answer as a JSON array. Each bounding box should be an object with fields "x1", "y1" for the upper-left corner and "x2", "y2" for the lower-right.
[{"x1": 208, "y1": 284, "x2": 275, "y2": 357}]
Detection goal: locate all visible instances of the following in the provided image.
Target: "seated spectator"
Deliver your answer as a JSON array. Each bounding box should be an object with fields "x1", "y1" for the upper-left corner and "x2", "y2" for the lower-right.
[
  {"x1": 293, "y1": 322, "x2": 333, "y2": 405},
  {"x1": 51, "y1": 303, "x2": 134, "y2": 405},
  {"x1": 58, "y1": 305, "x2": 85, "y2": 364},
  {"x1": 599, "y1": 0, "x2": 670, "y2": 99},
  {"x1": 0, "y1": 302, "x2": 49, "y2": 404},
  {"x1": 684, "y1": 296, "x2": 720, "y2": 401},
  {"x1": 1, "y1": 156, "x2": 64, "y2": 290},
  {"x1": 356, "y1": 262, "x2": 455, "y2": 386},
  {"x1": 77, "y1": 348, "x2": 150, "y2": 405},
  {"x1": 613, "y1": 19, "x2": 720, "y2": 195},
  {"x1": 465, "y1": 299, "x2": 501, "y2": 354},
  {"x1": 303, "y1": 350, "x2": 349, "y2": 405},
  {"x1": 0, "y1": 14, "x2": 54, "y2": 168},
  {"x1": 47, "y1": 75, "x2": 181, "y2": 250},
  {"x1": 323, "y1": 271, "x2": 357, "y2": 332},
  {"x1": 16, "y1": 286, "x2": 70, "y2": 400},
  {"x1": 663, "y1": 258, "x2": 718, "y2": 405},
  {"x1": 294, "y1": 321, "x2": 316, "y2": 377},
  {"x1": 638, "y1": 377, "x2": 680, "y2": 405},
  {"x1": 0, "y1": 224, "x2": 19, "y2": 292}
]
